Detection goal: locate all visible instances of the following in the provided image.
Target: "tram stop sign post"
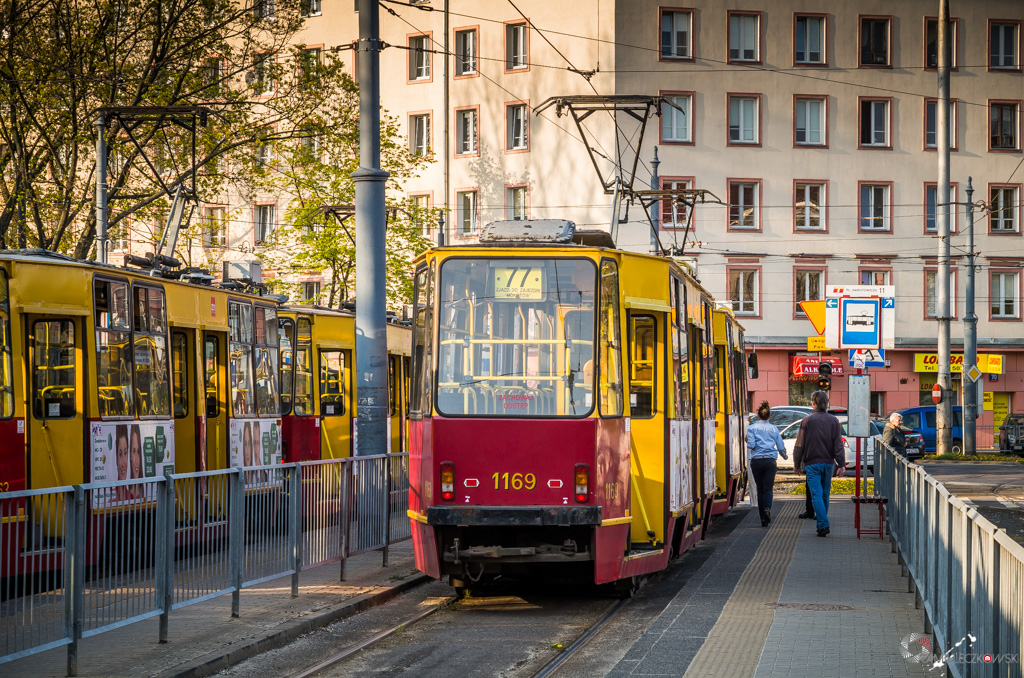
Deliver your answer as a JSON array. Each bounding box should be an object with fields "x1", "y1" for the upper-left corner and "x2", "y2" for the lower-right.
[{"x1": 824, "y1": 285, "x2": 895, "y2": 351}]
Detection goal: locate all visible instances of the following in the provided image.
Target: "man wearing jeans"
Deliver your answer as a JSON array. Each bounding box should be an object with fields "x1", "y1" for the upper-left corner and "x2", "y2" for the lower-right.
[{"x1": 793, "y1": 391, "x2": 845, "y2": 537}]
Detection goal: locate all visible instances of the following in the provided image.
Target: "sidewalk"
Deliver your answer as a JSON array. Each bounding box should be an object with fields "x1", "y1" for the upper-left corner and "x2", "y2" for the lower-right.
[
  {"x1": 613, "y1": 497, "x2": 933, "y2": 678},
  {"x1": 4, "y1": 542, "x2": 425, "y2": 678}
]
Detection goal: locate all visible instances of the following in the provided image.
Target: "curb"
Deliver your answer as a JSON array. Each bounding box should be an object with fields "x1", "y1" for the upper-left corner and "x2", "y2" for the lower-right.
[
  {"x1": 943, "y1": 482, "x2": 1024, "y2": 496},
  {"x1": 163, "y1": 573, "x2": 432, "y2": 678}
]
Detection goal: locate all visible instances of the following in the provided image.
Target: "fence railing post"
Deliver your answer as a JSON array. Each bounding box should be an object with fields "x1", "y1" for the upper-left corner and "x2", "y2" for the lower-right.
[
  {"x1": 339, "y1": 460, "x2": 351, "y2": 582},
  {"x1": 65, "y1": 486, "x2": 85, "y2": 677},
  {"x1": 289, "y1": 464, "x2": 301, "y2": 598},
  {"x1": 383, "y1": 455, "x2": 392, "y2": 568},
  {"x1": 229, "y1": 468, "x2": 245, "y2": 618},
  {"x1": 158, "y1": 469, "x2": 176, "y2": 643}
]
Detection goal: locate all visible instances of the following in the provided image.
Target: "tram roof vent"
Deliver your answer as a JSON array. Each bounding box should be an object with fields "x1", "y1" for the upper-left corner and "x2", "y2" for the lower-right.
[{"x1": 478, "y1": 219, "x2": 576, "y2": 244}]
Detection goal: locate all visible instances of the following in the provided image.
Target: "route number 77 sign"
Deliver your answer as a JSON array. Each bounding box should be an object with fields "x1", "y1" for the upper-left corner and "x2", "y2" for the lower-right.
[{"x1": 824, "y1": 285, "x2": 895, "y2": 351}]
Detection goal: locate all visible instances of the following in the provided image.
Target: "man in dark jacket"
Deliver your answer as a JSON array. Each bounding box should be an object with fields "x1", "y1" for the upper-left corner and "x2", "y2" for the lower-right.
[
  {"x1": 793, "y1": 390, "x2": 845, "y2": 537},
  {"x1": 882, "y1": 412, "x2": 907, "y2": 457}
]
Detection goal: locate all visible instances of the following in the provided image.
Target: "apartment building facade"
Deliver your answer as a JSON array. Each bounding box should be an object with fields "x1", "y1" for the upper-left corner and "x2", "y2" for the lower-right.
[{"x1": 174, "y1": 0, "x2": 1024, "y2": 434}]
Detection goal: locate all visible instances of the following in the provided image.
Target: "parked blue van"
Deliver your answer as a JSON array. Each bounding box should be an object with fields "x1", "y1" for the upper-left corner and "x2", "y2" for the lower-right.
[{"x1": 895, "y1": 406, "x2": 963, "y2": 455}]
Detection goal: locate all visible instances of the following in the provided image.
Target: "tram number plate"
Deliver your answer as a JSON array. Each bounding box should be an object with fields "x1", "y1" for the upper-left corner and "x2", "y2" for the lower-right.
[
  {"x1": 492, "y1": 472, "x2": 537, "y2": 491},
  {"x1": 493, "y1": 267, "x2": 543, "y2": 300}
]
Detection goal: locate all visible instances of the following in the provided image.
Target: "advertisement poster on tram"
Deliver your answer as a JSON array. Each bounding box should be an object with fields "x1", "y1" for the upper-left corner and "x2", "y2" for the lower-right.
[
  {"x1": 229, "y1": 417, "x2": 283, "y2": 484},
  {"x1": 90, "y1": 420, "x2": 175, "y2": 508}
]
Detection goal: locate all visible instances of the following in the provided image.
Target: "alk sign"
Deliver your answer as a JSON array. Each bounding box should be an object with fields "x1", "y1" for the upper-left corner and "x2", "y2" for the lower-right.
[{"x1": 791, "y1": 356, "x2": 845, "y2": 378}]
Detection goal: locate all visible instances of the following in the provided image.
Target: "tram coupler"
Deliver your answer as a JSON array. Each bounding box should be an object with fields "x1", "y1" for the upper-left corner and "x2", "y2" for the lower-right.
[{"x1": 451, "y1": 537, "x2": 461, "y2": 564}]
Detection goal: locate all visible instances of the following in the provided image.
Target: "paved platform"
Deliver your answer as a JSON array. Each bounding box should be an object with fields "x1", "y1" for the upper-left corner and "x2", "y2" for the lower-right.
[
  {"x1": 4, "y1": 542, "x2": 424, "y2": 678},
  {"x1": 614, "y1": 497, "x2": 933, "y2": 678}
]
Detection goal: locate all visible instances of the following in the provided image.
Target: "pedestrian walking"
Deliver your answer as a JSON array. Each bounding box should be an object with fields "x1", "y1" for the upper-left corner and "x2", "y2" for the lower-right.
[
  {"x1": 882, "y1": 412, "x2": 907, "y2": 457},
  {"x1": 747, "y1": 400, "x2": 789, "y2": 527},
  {"x1": 793, "y1": 391, "x2": 845, "y2": 537}
]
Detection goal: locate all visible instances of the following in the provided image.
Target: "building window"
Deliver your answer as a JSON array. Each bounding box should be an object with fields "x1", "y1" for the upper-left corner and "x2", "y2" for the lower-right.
[
  {"x1": 728, "y1": 268, "x2": 758, "y2": 316},
  {"x1": 299, "y1": 47, "x2": 321, "y2": 91},
  {"x1": 202, "y1": 57, "x2": 223, "y2": 96},
  {"x1": 991, "y1": 21, "x2": 1020, "y2": 70},
  {"x1": 990, "y1": 102, "x2": 1019, "y2": 151},
  {"x1": 299, "y1": 0, "x2": 321, "y2": 17},
  {"x1": 661, "y1": 178, "x2": 692, "y2": 230},
  {"x1": 795, "y1": 182, "x2": 824, "y2": 231},
  {"x1": 795, "y1": 15, "x2": 825, "y2": 65},
  {"x1": 728, "y1": 181, "x2": 759, "y2": 230},
  {"x1": 255, "y1": 204, "x2": 275, "y2": 244},
  {"x1": 203, "y1": 206, "x2": 226, "y2": 248},
  {"x1": 253, "y1": 0, "x2": 274, "y2": 20},
  {"x1": 990, "y1": 186, "x2": 1019, "y2": 233},
  {"x1": 256, "y1": 132, "x2": 274, "y2": 167},
  {"x1": 925, "y1": 18, "x2": 958, "y2": 69},
  {"x1": 303, "y1": 282, "x2": 321, "y2": 303},
  {"x1": 410, "y1": 113, "x2": 430, "y2": 156},
  {"x1": 409, "y1": 35, "x2": 430, "y2": 81},
  {"x1": 506, "y1": 103, "x2": 528, "y2": 151},
  {"x1": 860, "y1": 269, "x2": 891, "y2": 286},
  {"x1": 859, "y1": 184, "x2": 890, "y2": 231},
  {"x1": 925, "y1": 270, "x2": 957, "y2": 319},
  {"x1": 506, "y1": 22, "x2": 528, "y2": 71},
  {"x1": 456, "y1": 190, "x2": 477, "y2": 235},
  {"x1": 455, "y1": 28, "x2": 477, "y2": 76},
  {"x1": 860, "y1": 98, "x2": 890, "y2": 148},
  {"x1": 661, "y1": 10, "x2": 692, "y2": 60},
  {"x1": 795, "y1": 96, "x2": 825, "y2": 146},
  {"x1": 410, "y1": 194, "x2": 431, "y2": 237},
  {"x1": 860, "y1": 17, "x2": 890, "y2": 66},
  {"x1": 728, "y1": 13, "x2": 760, "y2": 63},
  {"x1": 795, "y1": 269, "x2": 824, "y2": 317},
  {"x1": 109, "y1": 220, "x2": 130, "y2": 251},
  {"x1": 925, "y1": 183, "x2": 957, "y2": 233},
  {"x1": 728, "y1": 95, "x2": 759, "y2": 145},
  {"x1": 991, "y1": 272, "x2": 1020, "y2": 319},
  {"x1": 925, "y1": 99, "x2": 957, "y2": 150},
  {"x1": 507, "y1": 186, "x2": 527, "y2": 220},
  {"x1": 661, "y1": 94, "x2": 692, "y2": 143},
  {"x1": 253, "y1": 55, "x2": 274, "y2": 96},
  {"x1": 455, "y1": 108, "x2": 477, "y2": 156}
]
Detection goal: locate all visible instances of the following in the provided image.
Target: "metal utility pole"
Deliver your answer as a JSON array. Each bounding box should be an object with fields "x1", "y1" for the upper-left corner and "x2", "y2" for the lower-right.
[
  {"x1": 95, "y1": 112, "x2": 108, "y2": 264},
  {"x1": 352, "y1": 0, "x2": 390, "y2": 457},
  {"x1": 441, "y1": 0, "x2": 449, "y2": 246},
  {"x1": 963, "y1": 178, "x2": 978, "y2": 454},
  {"x1": 650, "y1": 147, "x2": 660, "y2": 253},
  {"x1": 935, "y1": 0, "x2": 952, "y2": 455}
]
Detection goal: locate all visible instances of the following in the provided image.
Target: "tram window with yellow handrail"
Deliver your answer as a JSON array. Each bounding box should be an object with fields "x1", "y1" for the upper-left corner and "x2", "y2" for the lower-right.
[{"x1": 0, "y1": 270, "x2": 13, "y2": 420}]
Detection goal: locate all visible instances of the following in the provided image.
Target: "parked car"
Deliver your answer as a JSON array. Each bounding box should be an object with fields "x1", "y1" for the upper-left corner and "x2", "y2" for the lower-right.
[
  {"x1": 895, "y1": 406, "x2": 963, "y2": 454},
  {"x1": 748, "y1": 405, "x2": 812, "y2": 430},
  {"x1": 999, "y1": 413, "x2": 1024, "y2": 455}
]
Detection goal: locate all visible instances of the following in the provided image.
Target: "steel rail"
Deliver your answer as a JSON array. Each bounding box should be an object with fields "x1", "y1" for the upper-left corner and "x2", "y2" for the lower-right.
[{"x1": 530, "y1": 597, "x2": 632, "y2": 678}]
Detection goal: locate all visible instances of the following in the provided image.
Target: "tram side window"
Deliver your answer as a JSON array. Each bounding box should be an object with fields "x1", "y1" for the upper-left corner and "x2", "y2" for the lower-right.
[
  {"x1": 294, "y1": 318, "x2": 313, "y2": 415},
  {"x1": 279, "y1": 318, "x2": 295, "y2": 416},
  {"x1": 389, "y1": 355, "x2": 398, "y2": 416},
  {"x1": 94, "y1": 279, "x2": 133, "y2": 418},
  {"x1": 702, "y1": 301, "x2": 716, "y2": 421},
  {"x1": 672, "y1": 278, "x2": 691, "y2": 421},
  {"x1": 0, "y1": 271, "x2": 11, "y2": 418},
  {"x1": 204, "y1": 336, "x2": 220, "y2": 417},
  {"x1": 253, "y1": 306, "x2": 280, "y2": 416},
  {"x1": 229, "y1": 301, "x2": 253, "y2": 416},
  {"x1": 33, "y1": 320, "x2": 76, "y2": 419},
  {"x1": 410, "y1": 264, "x2": 431, "y2": 416},
  {"x1": 628, "y1": 315, "x2": 655, "y2": 418},
  {"x1": 599, "y1": 260, "x2": 623, "y2": 417},
  {"x1": 172, "y1": 332, "x2": 188, "y2": 418},
  {"x1": 133, "y1": 287, "x2": 171, "y2": 418},
  {"x1": 320, "y1": 350, "x2": 346, "y2": 416}
]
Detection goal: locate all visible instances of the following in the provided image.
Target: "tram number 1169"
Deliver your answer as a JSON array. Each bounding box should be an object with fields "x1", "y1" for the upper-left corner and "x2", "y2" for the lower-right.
[{"x1": 492, "y1": 472, "x2": 536, "y2": 491}]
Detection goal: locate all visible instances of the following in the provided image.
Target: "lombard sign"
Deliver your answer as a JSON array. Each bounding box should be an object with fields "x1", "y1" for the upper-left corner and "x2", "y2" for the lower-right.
[
  {"x1": 791, "y1": 356, "x2": 845, "y2": 378},
  {"x1": 914, "y1": 354, "x2": 1005, "y2": 374}
]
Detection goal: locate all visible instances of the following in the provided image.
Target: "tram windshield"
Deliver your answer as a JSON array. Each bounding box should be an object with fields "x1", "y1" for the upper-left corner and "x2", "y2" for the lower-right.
[{"x1": 436, "y1": 258, "x2": 596, "y2": 417}]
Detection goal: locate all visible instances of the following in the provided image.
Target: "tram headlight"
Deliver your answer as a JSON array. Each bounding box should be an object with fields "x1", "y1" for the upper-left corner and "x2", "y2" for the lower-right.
[
  {"x1": 574, "y1": 463, "x2": 589, "y2": 503},
  {"x1": 440, "y1": 462, "x2": 455, "y2": 502}
]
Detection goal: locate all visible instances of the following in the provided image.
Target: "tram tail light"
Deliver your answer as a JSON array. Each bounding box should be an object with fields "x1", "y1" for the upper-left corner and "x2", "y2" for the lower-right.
[
  {"x1": 574, "y1": 463, "x2": 589, "y2": 503},
  {"x1": 440, "y1": 462, "x2": 455, "y2": 502}
]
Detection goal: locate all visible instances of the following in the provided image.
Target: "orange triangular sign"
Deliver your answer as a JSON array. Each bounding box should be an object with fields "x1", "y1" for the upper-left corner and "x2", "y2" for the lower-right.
[{"x1": 801, "y1": 300, "x2": 827, "y2": 335}]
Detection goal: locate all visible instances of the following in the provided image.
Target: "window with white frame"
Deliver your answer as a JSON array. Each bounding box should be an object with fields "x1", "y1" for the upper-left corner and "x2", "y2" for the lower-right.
[
  {"x1": 299, "y1": 0, "x2": 321, "y2": 18},
  {"x1": 860, "y1": 269, "x2": 891, "y2": 286},
  {"x1": 299, "y1": 126, "x2": 321, "y2": 157},
  {"x1": 728, "y1": 269, "x2": 758, "y2": 315},
  {"x1": 410, "y1": 114, "x2": 430, "y2": 156},
  {"x1": 729, "y1": 14, "x2": 759, "y2": 62},
  {"x1": 925, "y1": 270, "x2": 957, "y2": 318},
  {"x1": 661, "y1": 95, "x2": 691, "y2": 143},
  {"x1": 991, "y1": 22, "x2": 1019, "y2": 69},
  {"x1": 991, "y1": 186, "x2": 1019, "y2": 232},
  {"x1": 299, "y1": 48, "x2": 321, "y2": 91},
  {"x1": 256, "y1": 133, "x2": 273, "y2": 167},
  {"x1": 990, "y1": 102, "x2": 1019, "y2": 150},
  {"x1": 859, "y1": 184, "x2": 890, "y2": 230},
  {"x1": 795, "y1": 183, "x2": 824, "y2": 230},
  {"x1": 109, "y1": 220, "x2": 130, "y2": 251},
  {"x1": 203, "y1": 206, "x2": 226, "y2": 248},
  {"x1": 795, "y1": 269, "x2": 824, "y2": 316},
  {"x1": 409, "y1": 35, "x2": 430, "y2": 80},
  {"x1": 507, "y1": 186, "x2": 527, "y2": 220},
  {"x1": 455, "y1": 29, "x2": 477, "y2": 75},
  {"x1": 661, "y1": 10, "x2": 692, "y2": 59},
  {"x1": 456, "y1": 109, "x2": 477, "y2": 155},
  {"x1": 661, "y1": 178, "x2": 692, "y2": 229},
  {"x1": 410, "y1": 194, "x2": 430, "y2": 236},
  {"x1": 506, "y1": 104, "x2": 528, "y2": 150},
  {"x1": 925, "y1": 100, "x2": 956, "y2": 149},
  {"x1": 729, "y1": 96, "x2": 758, "y2": 144},
  {"x1": 925, "y1": 184, "x2": 956, "y2": 233},
  {"x1": 860, "y1": 99, "x2": 889, "y2": 146},
  {"x1": 925, "y1": 18, "x2": 957, "y2": 68},
  {"x1": 255, "y1": 204, "x2": 275, "y2": 244},
  {"x1": 795, "y1": 15, "x2": 825, "y2": 64},
  {"x1": 202, "y1": 57, "x2": 223, "y2": 95},
  {"x1": 991, "y1": 272, "x2": 1020, "y2": 318},
  {"x1": 253, "y1": 56, "x2": 274, "y2": 95},
  {"x1": 860, "y1": 17, "x2": 890, "y2": 66},
  {"x1": 253, "y1": 0, "x2": 274, "y2": 20},
  {"x1": 303, "y1": 282, "x2": 321, "y2": 303},
  {"x1": 506, "y1": 23, "x2": 528, "y2": 70},
  {"x1": 729, "y1": 182, "x2": 758, "y2": 229},
  {"x1": 457, "y1": 190, "x2": 477, "y2": 235},
  {"x1": 795, "y1": 97, "x2": 825, "y2": 145}
]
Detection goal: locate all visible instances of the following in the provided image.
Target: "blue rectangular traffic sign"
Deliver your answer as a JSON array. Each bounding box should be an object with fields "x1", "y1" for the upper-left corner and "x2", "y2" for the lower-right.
[
  {"x1": 841, "y1": 298, "x2": 881, "y2": 349},
  {"x1": 849, "y1": 349, "x2": 886, "y2": 367}
]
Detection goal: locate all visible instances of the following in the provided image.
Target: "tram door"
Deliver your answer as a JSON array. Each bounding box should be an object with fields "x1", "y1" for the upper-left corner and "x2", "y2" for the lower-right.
[
  {"x1": 28, "y1": 316, "x2": 84, "y2": 487},
  {"x1": 171, "y1": 330, "x2": 198, "y2": 473},
  {"x1": 203, "y1": 332, "x2": 228, "y2": 471},
  {"x1": 319, "y1": 349, "x2": 352, "y2": 458},
  {"x1": 388, "y1": 355, "x2": 402, "y2": 453},
  {"x1": 627, "y1": 312, "x2": 667, "y2": 545}
]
